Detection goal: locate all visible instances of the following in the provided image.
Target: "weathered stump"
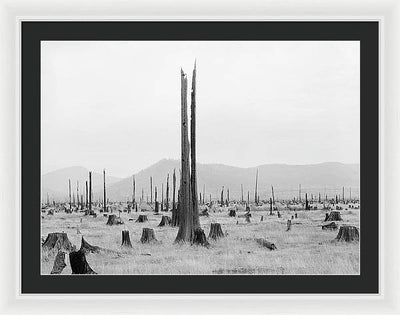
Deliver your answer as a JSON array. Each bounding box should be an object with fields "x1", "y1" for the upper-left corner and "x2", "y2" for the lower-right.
[
  {"x1": 50, "y1": 251, "x2": 67, "y2": 274},
  {"x1": 158, "y1": 215, "x2": 172, "y2": 227},
  {"x1": 322, "y1": 222, "x2": 338, "y2": 230},
  {"x1": 136, "y1": 214, "x2": 148, "y2": 223},
  {"x1": 208, "y1": 223, "x2": 224, "y2": 240},
  {"x1": 335, "y1": 225, "x2": 359, "y2": 242},
  {"x1": 42, "y1": 232, "x2": 75, "y2": 252},
  {"x1": 106, "y1": 214, "x2": 124, "y2": 225},
  {"x1": 69, "y1": 249, "x2": 97, "y2": 274},
  {"x1": 260, "y1": 215, "x2": 264, "y2": 222},
  {"x1": 192, "y1": 228, "x2": 209, "y2": 247},
  {"x1": 121, "y1": 230, "x2": 132, "y2": 247},
  {"x1": 47, "y1": 209, "x2": 54, "y2": 215},
  {"x1": 256, "y1": 238, "x2": 277, "y2": 250},
  {"x1": 286, "y1": 219, "x2": 292, "y2": 231},
  {"x1": 229, "y1": 209, "x2": 236, "y2": 217},
  {"x1": 325, "y1": 211, "x2": 343, "y2": 221},
  {"x1": 200, "y1": 208, "x2": 209, "y2": 217},
  {"x1": 140, "y1": 228, "x2": 157, "y2": 243},
  {"x1": 80, "y1": 236, "x2": 101, "y2": 254}
]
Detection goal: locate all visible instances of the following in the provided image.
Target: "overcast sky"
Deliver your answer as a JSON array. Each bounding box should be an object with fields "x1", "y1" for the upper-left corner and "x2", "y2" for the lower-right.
[{"x1": 41, "y1": 41, "x2": 360, "y2": 178}]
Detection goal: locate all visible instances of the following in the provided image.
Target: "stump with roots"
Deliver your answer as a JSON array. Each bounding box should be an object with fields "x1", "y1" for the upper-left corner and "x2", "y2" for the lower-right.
[
  {"x1": 140, "y1": 228, "x2": 157, "y2": 243},
  {"x1": 80, "y1": 236, "x2": 101, "y2": 253},
  {"x1": 50, "y1": 251, "x2": 67, "y2": 274},
  {"x1": 322, "y1": 222, "x2": 338, "y2": 230},
  {"x1": 286, "y1": 219, "x2": 292, "y2": 231},
  {"x1": 325, "y1": 211, "x2": 343, "y2": 221},
  {"x1": 106, "y1": 214, "x2": 124, "y2": 226},
  {"x1": 158, "y1": 216, "x2": 172, "y2": 227},
  {"x1": 192, "y1": 228, "x2": 210, "y2": 247},
  {"x1": 136, "y1": 215, "x2": 148, "y2": 223},
  {"x1": 42, "y1": 232, "x2": 75, "y2": 252},
  {"x1": 69, "y1": 249, "x2": 97, "y2": 274},
  {"x1": 229, "y1": 209, "x2": 236, "y2": 217},
  {"x1": 121, "y1": 230, "x2": 132, "y2": 247},
  {"x1": 255, "y1": 238, "x2": 277, "y2": 250},
  {"x1": 208, "y1": 223, "x2": 224, "y2": 240},
  {"x1": 335, "y1": 225, "x2": 359, "y2": 242}
]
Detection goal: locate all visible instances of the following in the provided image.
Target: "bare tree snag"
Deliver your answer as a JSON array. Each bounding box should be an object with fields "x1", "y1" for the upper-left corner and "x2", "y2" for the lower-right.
[
  {"x1": 103, "y1": 169, "x2": 107, "y2": 213},
  {"x1": 166, "y1": 174, "x2": 170, "y2": 211},
  {"x1": 175, "y1": 69, "x2": 193, "y2": 243},
  {"x1": 106, "y1": 214, "x2": 124, "y2": 225},
  {"x1": 256, "y1": 239, "x2": 277, "y2": 250},
  {"x1": 89, "y1": 171, "x2": 92, "y2": 211},
  {"x1": 132, "y1": 175, "x2": 136, "y2": 209},
  {"x1": 42, "y1": 232, "x2": 75, "y2": 252},
  {"x1": 171, "y1": 170, "x2": 179, "y2": 226},
  {"x1": 220, "y1": 186, "x2": 224, "y2": 206},
  {"x1": 305, "y1": 193, "x2": 310, "y2": 210},
  {"x1": 121, "y1": 230, "x2": 132, "y2": 247},
  {"x1": 208, "y1": 223, "x2": 224, "y2": 240},
  {"x1": 286, "y1": 219, "x2": 292, "y2": 231},
  {"x1": 69, "y1": 249, "x2": 97, "y2": 274},
  {"x1": 150, "y1": 176, "x2": 153, "y2": 204},
  {"x1": 135, "y1": 214, "x2": 148, "y2": 223},
  {"x1": 68, "y1": 179, "x2": 72, "y2": 211},
  {"x1": 80, "y1": 236, "x2": 101, "y2": 253},
  {"x1": 241, "y1": 184, "x2": 244, "y2": 203},
  {"x1": 260, "y1": 216, "x2": 264, "y2": 222},
  {"x1": 335, "y1": 225, "x2": 359, "y2": 242},
  {"x1": 158, "y1": 215, "x2": 172, "y2": 227},
  {"x1": 278, "y1": 211, "x2": 281, "y2": 218},
  {"x1": 161, "y1": 183, "x2": 164, "y2": 211},
  {"x1": 140, "y1": 228, "x2": 157, "y2": 243},
  {"x1": 85, "y1": 180, "x2": 88, "y2": 209},
  {"x1": 269, "y1": 197, "x2": 273, "y2": 215},
  {"x1": 50, "y1": 251, "x2": 67, "y2": 274},
  {"x1": 254, "y1": 169, "x2": 258, "y2": 204}
]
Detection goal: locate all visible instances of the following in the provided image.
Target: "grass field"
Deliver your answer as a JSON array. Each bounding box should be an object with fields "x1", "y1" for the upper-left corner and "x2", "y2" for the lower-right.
[{"x1": 41, "y1": 205, "x2": 360, "y2": 275}]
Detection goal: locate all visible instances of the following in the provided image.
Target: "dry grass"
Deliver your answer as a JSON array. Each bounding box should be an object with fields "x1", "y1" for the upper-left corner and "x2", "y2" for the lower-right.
[{"x1": 41, "y1": 207, "x2": 360, "y2": 275}]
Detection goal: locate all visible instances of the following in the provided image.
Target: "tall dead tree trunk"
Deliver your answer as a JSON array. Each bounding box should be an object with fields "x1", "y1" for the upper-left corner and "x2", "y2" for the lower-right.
[
  {"x1": 161, "y1": 183, "x2": 164, "y2": 211},
  {"x1": 299, "y1": 184, "x2": 301, "y2": 201},
  {"x1": 132, "y1": 175, "x2": 136, "y2": 208},
  {"x1": 68, "y1": 179, "x2": 72, "y2": 211},
  {"x1": 166, "y1": 174, "x2": 170, "y2": 211},
  {"x1": 171, "y1": 170, "x2": 179, "y2": 226},
  {"x1": 175, "y1": 69, "x2": 193, "y2": 243},
  {"x1": 254, "y1": 169, "x2": 258, "y2": 205},
  {"x1": 154, "y1": 186, "x2": 159, "y2": 213},
  {"x1": 220, "y1": 186, "x2": 224, "y2": 206},
  {"x1": 76, "y1": 181, "x2": 79, "y2": 209},
  {"x1": 150, "y1": 176, "x2": 153, "y2": 204},
  {"x1": 89, "y1": 171, "x2": 92, "y2": 211},
  {"x1": 305, "y1": 193, "x2": 309, "y2": 210},
  {"x1": 85, "y1": 180, "x2": 88, "y2": 209},
  {"x1": 227, "y1": 189, "x2": 230, "y2": 203},
  {"x1": 103, "y1": 169, "x2": 107, "y2": 212},
  {"x1": 271, "y1": 185, "x2": 275, "y2": 207},
  {"x1": 241, "y1": 184, "x2": 244, "y2": 203}
]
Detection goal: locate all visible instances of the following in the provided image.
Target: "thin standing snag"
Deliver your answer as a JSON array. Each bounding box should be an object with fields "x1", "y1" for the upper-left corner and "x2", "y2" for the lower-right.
[{"x1": 286, "y1": 219, "x2": 292, "y2": 231}]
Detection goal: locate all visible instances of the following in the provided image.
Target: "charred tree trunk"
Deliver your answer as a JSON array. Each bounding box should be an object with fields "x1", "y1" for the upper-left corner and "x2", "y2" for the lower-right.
[
  {"x1": 121, "y1": 230, "x2": 132, "y2": 247},
  {"x1": 325, "y1": 211, "x2": 343, "y2": 221},
  {"x1": 69, "y1": 249, "x2": 97, "y2": 274},
  {"x1": 335, "y1": 225, "x2": 359, "y2": 242},
  {"x1": 254, "y1": 169, "x2": 258, "y2": 205},
  {"x1": 50, "y1": 251, "x2": 67, "y2": 274},
  {"x1": 271, "y1": 185, "x2": 275, "y2": 207},
  {"x1": 89, "y1": 171, "x2": 92, "y2": 211},
  {"x1": 132, "y1": 175, "x2": 136, "y2": 208},
  {"x1": 161, "y1": 184, "x2": 164, "y2": 211},
  {"x1": 150, "y1": 176, "x2": 153, "y2": 204},
  {"x1": 154, "y1": 186, "x2": 159, "y2": 213},
  {"x1": 241, "y1": 184, "x2": 244, "y2": 203},
  {"x1": 140, "y1": 228, "x2": 157, "y2": 243},
  {"x1": 103, "y1": 169, "x2": 107, "y2": 213},
  {"x1": 175, "y1": 69, "x2": 193, "y2": 243},
  {"x1": 171, "y1": 170, "x2": 179, "y2": 226},
  {"x1": 229, "y1": 209, "x2": 236, "y2": 217},
  {"x1": 208, "y1": 223, "x2": 224, "y2": 240}
]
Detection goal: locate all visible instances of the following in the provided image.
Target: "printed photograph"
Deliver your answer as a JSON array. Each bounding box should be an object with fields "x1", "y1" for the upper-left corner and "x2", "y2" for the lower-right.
[{"x1": 41, "y1": 41, "x2": 360, "y2": 275}]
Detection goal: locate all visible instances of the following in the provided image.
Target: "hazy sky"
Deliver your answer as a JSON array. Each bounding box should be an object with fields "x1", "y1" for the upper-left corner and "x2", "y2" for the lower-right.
[{"x1": 41, "y1": 41, "x2": 360, "y2": 178}]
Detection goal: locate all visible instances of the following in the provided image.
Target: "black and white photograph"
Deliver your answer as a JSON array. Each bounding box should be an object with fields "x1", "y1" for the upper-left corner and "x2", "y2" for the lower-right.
[{"x1": 40, "y1": 40, "x2": 361, "y2": 275}]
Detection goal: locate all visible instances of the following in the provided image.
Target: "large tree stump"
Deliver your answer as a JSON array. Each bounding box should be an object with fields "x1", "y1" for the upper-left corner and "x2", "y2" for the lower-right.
[
  {"x1": 106, "y1": 214, "x2": 124, "y2": 225},
  {"x1": 50, "y1": 251, "x2": 67, "y2": 274},
  {"x1": 121, "y1": 230, "x2": 132, "y2": 247},
  {"x1": 140, "y1": 228, "x2": 157, "y2": 243},
  {"x1": 256, "y1": 238, "x2": 277, "y2": 250},
  {"x1": 69, "y1": 249, "x2": 97, "y2": 274},
  {"x1": 229, "y1": 209, "x2": 236, "y2": 217},
  {"x1": 208, "y1": 223, "x2": 224, "y2": 240},
  {"x1": 158, "y1": 216, "x2": 172, "y2": 227},
  {"x1": 286, "y1": 219, "x2": 292, "y2": 231},
  {"x1": 136, "y1": 215, "x2": 148, "y2": 223},
  {"x1": 325, "y1": 211, "x2": 343, "y2": 221},
  {"x1": 192, "y1": 228, "x2": 209, "y2": 246},
  {"x1": 335, "y1": 225, "x2": 359, "y2": 242},
  {"x1": 42, "y1": 232, "x2": 75, "y2": 252},
  {"x1": 80, "y1": 236, "x2": 101, "y2": 253},
  {"x1": 322, "y1": 222, "x2": 338, "y2": 230}
]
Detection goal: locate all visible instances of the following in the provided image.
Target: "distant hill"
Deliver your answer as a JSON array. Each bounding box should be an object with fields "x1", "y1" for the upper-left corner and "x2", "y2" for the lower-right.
[
  {"x1": 42, "y1": 166, "x2": 121, "y2": 202},
  {"x1": 90, "y1": 159, "x2": 359, "y2": 202}
]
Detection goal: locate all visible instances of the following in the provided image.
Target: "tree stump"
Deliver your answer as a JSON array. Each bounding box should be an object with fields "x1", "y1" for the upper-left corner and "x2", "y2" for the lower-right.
[
  {"x1": 154, "y1": 201, "x2": 159, "y2": 213},
  {"x1": 277, "y1": 211, "x2": 281, "y2": 218},
  {"x1": 136, "y1": 215, "x2": 148, "y2": 223},
  {"x1": 200, "y1": 208, "x2": 209, "y2": 217},
  {"x1": 245, "y1": 215, "x2": 251, "y2": 223},
  {"x1": 295, "y1": 213, "x2": 298, "y2": 219},
  {"x1": 260, "y1": 216, "x2": 264, "y2": 222},
  {"x1": 208, "y1": 223, "x2": 224, "y2": 240},
  {"x1": 50, "y1": 251, "x2": 67, "y2": 274},
  {"x1": 121, "y1": 230, "x2": 132, "y2": 247},
  {"x1": 325, "y1": 211, "x2": 343, "y2": 221},
  {"x1": 192, "y1": 228, "x2": 209, "y2": 246},
  {"x1": 158, "y1": 216, "x2": 172, "y2": 227},
  {"x1": 335, "y1": 225, "x2": 359, "y2": 242},
  {"x1": 255, "y1": 238, "x2": 277, "y2": 250},
  {"x1": 47, "y1": 209, "x2": 54, "y2": 215},
  {"x1": 286, "y1": 219, "x2": 292, "y2": 231},
  {"x1": 228, "y1": 209, "x2": 236, "y2": 217},
  {"x1": 80, "y1": 236, "x2": 101, "y2": 253},
  {"x1": 140, "y1": 228, "x2": 157, "y2": 243},
  {"x1": 69, "y1": 249, "x2": 97, "y2": 274},
  {"x1": 42, "y1": 232, "x2": 75, "y2": 252},
  {"x1": 322, "y1": 222, "x2": 338, "y2": 230},
  {"x1": 106, "y1": 214, "x2": 124, "y2": 225}
]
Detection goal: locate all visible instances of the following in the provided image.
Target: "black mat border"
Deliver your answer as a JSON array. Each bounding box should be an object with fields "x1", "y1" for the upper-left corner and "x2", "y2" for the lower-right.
[{"x1": 21, "y1": 21, "x2": 378, "y2": 294}]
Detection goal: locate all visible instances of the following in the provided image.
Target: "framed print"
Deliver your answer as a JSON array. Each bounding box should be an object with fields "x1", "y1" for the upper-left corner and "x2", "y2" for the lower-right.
[{"x1": 20, "y1": 21, "x2": 378, "y2": 295}]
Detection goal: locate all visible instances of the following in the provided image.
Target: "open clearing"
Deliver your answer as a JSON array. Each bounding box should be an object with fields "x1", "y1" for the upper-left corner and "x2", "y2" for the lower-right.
[{"x1": 41, "y1": 205, "x2": 359, "y2": 275}]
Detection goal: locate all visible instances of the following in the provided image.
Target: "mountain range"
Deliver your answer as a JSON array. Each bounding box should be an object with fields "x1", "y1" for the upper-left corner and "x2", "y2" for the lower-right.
[{"x1": 42, "y1": 159, "x2": 359, "y2": 202}]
